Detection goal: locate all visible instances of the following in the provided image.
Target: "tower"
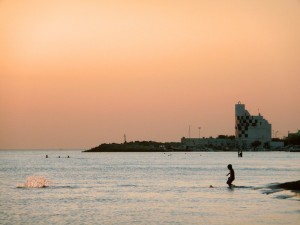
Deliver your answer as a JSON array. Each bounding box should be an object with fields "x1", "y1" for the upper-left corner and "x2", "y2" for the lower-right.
[{"x1": 235, "y1": 102, "x2": 271, "y2": 148}]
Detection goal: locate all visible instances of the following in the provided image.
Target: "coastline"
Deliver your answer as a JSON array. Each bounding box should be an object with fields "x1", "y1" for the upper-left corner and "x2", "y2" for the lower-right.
[{"x1": 83, "y1": 140, "x2": 300, "y2": 153}]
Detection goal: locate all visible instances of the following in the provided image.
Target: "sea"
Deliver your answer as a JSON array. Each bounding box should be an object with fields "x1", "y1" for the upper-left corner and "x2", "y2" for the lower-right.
[{"x1": 0, "y1": 151, "x2": 299, "y2": 225}]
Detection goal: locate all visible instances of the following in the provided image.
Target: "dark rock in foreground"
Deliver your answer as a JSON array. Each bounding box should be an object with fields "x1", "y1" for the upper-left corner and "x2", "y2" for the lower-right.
[
  {"x1": 266, "y1": 180, "x2": 300, "y2": 195},
  {"x1": 276, "y1": 180, "x2": 300, "y2": 191}
]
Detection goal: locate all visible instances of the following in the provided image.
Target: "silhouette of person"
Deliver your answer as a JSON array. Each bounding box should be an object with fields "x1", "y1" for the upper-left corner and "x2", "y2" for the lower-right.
[
  {"x1": 238, "y1": 150, "x2": 243, "y2": 157},
  {"x1": 226, "y1": 164, "x2": 235, "y2": 187},
  {"x1": 46, "y1": 155, "x2": 48, "y2": 158},
  {"x1": 67, "y1": 156, "x2": 69, "y2": 158}
]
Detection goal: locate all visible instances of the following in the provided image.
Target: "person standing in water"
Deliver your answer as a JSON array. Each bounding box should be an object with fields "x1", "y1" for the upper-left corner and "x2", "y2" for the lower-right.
[{"x1": 226, "y1": 164, "x2": 235, "y2": 187}]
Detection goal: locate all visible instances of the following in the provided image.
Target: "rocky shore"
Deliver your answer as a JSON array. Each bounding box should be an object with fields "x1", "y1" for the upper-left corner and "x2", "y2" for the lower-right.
[{"x1": 276, "y1": 180, "x2": 300, "y2": 192}]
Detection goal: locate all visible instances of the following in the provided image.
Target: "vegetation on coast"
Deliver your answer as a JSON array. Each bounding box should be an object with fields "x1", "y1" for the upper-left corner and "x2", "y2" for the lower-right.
[{"x1": 83, "y1": 141, "x2": 182, "y2": 152}]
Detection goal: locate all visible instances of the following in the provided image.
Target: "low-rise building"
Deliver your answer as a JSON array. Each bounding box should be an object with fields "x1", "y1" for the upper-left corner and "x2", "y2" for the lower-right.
[{"x1": 181, "y1": 137, "x2": 236, "y2": 150}]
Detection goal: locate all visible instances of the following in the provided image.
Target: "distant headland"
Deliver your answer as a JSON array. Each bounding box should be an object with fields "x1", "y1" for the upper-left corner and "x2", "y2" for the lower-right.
[{"x1": 83, "y1": 141, "x2": 184, "y2": 152}]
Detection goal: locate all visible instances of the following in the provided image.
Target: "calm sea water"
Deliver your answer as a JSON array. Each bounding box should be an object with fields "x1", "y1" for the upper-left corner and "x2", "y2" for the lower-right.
[{"x1": 0, "y1": 151, "x2": 299, "y2": 225}]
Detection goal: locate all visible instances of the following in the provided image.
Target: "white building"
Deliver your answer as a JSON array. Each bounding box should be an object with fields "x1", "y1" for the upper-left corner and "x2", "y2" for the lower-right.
[
  {"x1": 235, "y1": 102, "x2": 271, "y2": 148},
  {"x1": 181, "y1": 137, "x2": 235, "y2": 150}
]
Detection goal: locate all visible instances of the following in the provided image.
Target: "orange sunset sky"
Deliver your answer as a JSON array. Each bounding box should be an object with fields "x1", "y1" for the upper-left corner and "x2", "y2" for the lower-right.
[{"x1": 0, "y1": 0, "x2": 300, "y2": 149}]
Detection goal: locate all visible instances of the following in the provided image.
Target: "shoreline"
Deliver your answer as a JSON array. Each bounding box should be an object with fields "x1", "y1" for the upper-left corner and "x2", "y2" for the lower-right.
[{"x1": 82, "y1": 149, "x2": 296, "y2": 153}]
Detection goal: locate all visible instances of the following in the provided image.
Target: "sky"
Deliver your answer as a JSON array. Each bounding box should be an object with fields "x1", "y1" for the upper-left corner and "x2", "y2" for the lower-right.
[{"x1": 0, "y1": 0, "x2": 300, "y2": 149}]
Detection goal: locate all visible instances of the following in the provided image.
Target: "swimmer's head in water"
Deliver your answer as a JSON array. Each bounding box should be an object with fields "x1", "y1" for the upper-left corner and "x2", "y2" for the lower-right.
[{"x1": 227, "y1": 164, "x2": 232, "y2": 169}]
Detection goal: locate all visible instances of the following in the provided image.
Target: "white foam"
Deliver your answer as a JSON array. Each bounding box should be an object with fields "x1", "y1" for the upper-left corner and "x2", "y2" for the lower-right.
[{"x1": 17, "y1": 176, "x2": 50, "y2": 188}]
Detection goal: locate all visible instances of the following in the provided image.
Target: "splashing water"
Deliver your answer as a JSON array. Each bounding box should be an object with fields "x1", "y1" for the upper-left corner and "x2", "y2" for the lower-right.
[{"x1": 17, "y1": 176, "x2": 51, "y2": 188}]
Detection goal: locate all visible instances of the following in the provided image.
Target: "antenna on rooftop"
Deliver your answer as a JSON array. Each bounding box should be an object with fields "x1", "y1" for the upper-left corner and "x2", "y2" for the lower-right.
[{"x1": 124, "y1": 134, "x2": 127, "y2": 143}]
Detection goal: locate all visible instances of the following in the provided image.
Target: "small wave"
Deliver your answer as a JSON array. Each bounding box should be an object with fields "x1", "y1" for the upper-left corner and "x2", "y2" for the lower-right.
[
  {"x1": 232, "y1": 185, "x2": 254, "y2": 189},
  {"x1": 261, "y1": 189, "x2": 283, "y2": 195},
  {"x1": 274, "y1": 194, "x2": 294, "y2": 199},
  {"x1": 48, "y1": 185, "x2": 77, "y2": 189},
  {"x1": 204, "y1": 185, "x2": 255, "y2": 189},
  {"x1": 117, "y1": 184, "x2": 138, "y2": 187},
  {"x1": 17, "y1": 176, "x2": 50, "y2": 188}
]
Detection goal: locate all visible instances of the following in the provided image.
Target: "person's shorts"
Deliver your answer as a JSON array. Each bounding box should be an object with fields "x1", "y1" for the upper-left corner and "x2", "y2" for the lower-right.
[{"x1": 227, "y1": 177, "x2": 234, "y2": 184}]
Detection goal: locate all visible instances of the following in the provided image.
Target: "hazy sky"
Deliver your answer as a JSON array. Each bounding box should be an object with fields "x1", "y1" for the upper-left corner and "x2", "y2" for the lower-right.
[{"x1": 1, "y1": 0, "x2": 300, "y2": 149}]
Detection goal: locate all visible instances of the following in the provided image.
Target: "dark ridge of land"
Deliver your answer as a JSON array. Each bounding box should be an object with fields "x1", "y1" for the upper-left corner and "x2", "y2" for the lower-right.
[
  {"x1": 83, "y1": 141, "x2": 300, "y2": 153},
  {"x1": 83, "y1": 141, "x2": 186, "y2": 152}
]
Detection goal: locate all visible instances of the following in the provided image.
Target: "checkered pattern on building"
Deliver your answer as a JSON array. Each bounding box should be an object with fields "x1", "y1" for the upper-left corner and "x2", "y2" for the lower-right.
[{"x1": 235, "y1": 115, "x2": 258, "y2": 138}]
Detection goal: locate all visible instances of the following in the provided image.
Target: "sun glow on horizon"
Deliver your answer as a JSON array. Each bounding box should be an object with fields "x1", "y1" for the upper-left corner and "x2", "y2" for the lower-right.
[{"x1": 1, "y1": 0, "x2": 299, "y2": 148}]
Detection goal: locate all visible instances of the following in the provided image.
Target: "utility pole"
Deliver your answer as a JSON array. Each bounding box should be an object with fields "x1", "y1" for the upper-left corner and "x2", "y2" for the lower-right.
[{"x1": 198, "y1": 127, "x2": 201, "y2": 138}]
